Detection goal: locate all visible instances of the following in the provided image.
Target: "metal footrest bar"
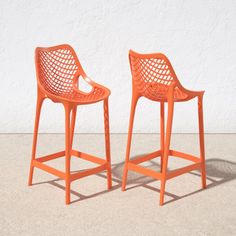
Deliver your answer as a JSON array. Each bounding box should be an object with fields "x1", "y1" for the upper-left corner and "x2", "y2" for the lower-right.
[
  {"x1": 36, "y1": 150, "x2": 65, "y2": 162},
  {"x1": 71, "y1": 150, "x2": 106, "y2": 165},
  {"x1": 70, "y1": 163, "x2": 108, "y2": 182},
  {"x1": 169, "y1": 150, "x2": 200, "y2": 163},
  {"x1": 32, "y1": 160, "x2": 66, "y2": 179},
  {"x1": 32, "y1": 149, "x2": 109, "y2": 182},
  {"x1": 126, "y1": 149, "x2": 202, "y2": 182},
  {"x1": 129, "y1": 150, "x2": 161, "y2": 164},
  {"x1": 167, "y1": 162, "x2": 201, "y2": 180},
  {"x1": 127, "y1": 162, "x2": 162, "y2": 180}
]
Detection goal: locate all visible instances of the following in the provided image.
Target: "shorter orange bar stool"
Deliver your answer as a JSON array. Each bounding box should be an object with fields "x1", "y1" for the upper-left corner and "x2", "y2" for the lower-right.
[
  {"x1": 28, "y1": 44, "x2": 112, "y2": 204},
  {"x1": 122, "y1": 50, "x2": 206, "y2": 205}
]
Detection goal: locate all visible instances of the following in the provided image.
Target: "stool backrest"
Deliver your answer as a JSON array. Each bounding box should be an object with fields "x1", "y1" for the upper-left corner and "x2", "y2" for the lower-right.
[
  {"x1": 35, "y1": 44, "x2": 84, "y2": 96},
  {"x1": 129, "y1": 50, "x2": 179, "y2": 100}
]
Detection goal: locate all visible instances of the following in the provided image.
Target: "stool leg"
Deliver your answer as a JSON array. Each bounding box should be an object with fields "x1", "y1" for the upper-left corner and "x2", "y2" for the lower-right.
[
  {"x1": 198, "y1": 96, "x2": 206, "y2": 189},
  {"x1": 160, "y1": 102, "x2": 165, "y2": 172},
  {"x1": 122, "y1": 95, "x2": 139, "y2": 191},
  {"x1": 28, "y1": 92, "x2": 44, "y2": 186},
  {"x1": 70, "y1": 106, "x2": 77, "y2": 149},
  {"x1": 104, "y1": 98, "x2": 112, "y2": 190},
  {"x1": 160, "y1": 95, "x2": 174, "y2": 206},
  {"x1": 64, "y1": 104, "x2": 72, "y2": 205}
]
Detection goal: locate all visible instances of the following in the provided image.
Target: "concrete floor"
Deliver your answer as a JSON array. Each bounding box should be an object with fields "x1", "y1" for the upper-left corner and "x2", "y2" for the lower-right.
[{"x1": 0, "y1": 134, "x2": 235, "y2": 235}]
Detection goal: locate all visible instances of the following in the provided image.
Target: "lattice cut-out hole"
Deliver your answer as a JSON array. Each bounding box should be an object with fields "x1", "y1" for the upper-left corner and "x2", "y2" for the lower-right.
[{"x1": 77, "y1": 76, "x2": 93, "y2": 93}]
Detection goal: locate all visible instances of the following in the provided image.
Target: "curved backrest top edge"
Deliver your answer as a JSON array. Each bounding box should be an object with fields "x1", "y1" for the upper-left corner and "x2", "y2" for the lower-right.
[
  {"x1": 129, "y1": 49, "x2": 170, "y2": 61},
  {"x1": 35, "y1": 44, "x2": 75, "y2": 53}
]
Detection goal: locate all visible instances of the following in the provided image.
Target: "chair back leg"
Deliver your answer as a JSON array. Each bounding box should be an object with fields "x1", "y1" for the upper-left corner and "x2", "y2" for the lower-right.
[
  {"x1": 104, "y1": 98, "x2": 112, "y2": 190},
  {"x1": 160, "y1": 102, "x2": 165, "y2": 172},
  {"x1": 198, "y1": 96, "x2": 207, "y2": 189},
  {"x1": 64, "y1": 103, "x2": 72, "y2": 205}
]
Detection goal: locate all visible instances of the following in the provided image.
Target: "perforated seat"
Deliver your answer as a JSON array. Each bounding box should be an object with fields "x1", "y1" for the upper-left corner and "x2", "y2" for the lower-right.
[
  {"x1": 43, "y1": 84, "x2": 109, "y2": 104},
  {"x1": 37, "y1": 45, "x2": 110, "y2": 104},
  {"x1": 122, "y1": 50, "x2": 206, "y2": 206},
  {"x1": 143, "y1": 84, "x2": 195, "y2": 102},
  {"x1": 28, "y1": 44, "x2": 112, "y2": 205}
]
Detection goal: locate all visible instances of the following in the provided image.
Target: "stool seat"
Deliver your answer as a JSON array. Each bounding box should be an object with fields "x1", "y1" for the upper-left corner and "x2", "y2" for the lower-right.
[
  {"x1": 143, "y1": 83, "x2": 203, "y2": 102},
  {"x1": 40, "y1": 81, "x2": 110, "y2": 104}
]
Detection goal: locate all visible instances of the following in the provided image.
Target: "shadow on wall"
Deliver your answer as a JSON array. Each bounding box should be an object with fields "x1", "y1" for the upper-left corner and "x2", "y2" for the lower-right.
[{"x1": 32, "y1": 158, "x2": 236, "y2": 205}]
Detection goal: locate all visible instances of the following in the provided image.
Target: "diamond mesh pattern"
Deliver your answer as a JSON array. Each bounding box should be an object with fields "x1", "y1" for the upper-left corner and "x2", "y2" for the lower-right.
[
  {"x1": 36, "y1": 45, "x2": 105, "y2": 103},
  {"x1": 130, "y1": 53, "x2": 190, "y2": 101}
]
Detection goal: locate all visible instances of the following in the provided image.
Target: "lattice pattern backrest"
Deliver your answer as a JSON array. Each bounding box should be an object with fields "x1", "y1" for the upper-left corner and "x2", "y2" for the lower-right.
[
  {"x1": 36, "y1": 45, "x2": 80, "y2": 96},
  {"x1": 129, "y1": 52, "x2": 177, "y2": 97}
]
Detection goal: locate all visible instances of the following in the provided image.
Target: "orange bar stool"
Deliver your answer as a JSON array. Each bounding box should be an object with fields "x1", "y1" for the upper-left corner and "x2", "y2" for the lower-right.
[
  {"x1": 28, "y1": 44, "x2": 112, "y2": 204},
  {"x1": 122, "y1": 50, "x2": 206, "y2": 205}
]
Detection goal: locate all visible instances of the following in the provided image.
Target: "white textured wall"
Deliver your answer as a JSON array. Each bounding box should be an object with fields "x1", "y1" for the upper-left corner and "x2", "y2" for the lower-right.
[{"x1": 0, "y1": 0, "x2": 236, "y2": 133}]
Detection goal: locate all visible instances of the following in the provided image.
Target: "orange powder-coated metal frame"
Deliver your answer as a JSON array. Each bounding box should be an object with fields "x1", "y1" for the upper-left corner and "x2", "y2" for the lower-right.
[
  {"x1": 28, "y1": 44, "x2": 112, "y2": 204},
  {"x1": 122, "y1": 50, "x2": 206, "y2": 205}
]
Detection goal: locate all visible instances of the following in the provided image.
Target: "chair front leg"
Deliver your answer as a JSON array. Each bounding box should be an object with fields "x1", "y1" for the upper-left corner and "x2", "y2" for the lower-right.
[
  {"x1": 122, "y1": 95, "x2": 139, "y2": 191},
  {"x1": 64, "y1": 103, "x2": 72, "y2": 205},
  {"x1": 104, "y1": 98, "x2": 112, "y2": 190},
  {"x1": 198, "y1": 95, "x2": 206, "y2": 189},
  {"x1": 28, "y1": 91, "x2": 45, "y2": 186},
  {"x1": 160, "y1": 88, "x2": 175, "y2": 206}
]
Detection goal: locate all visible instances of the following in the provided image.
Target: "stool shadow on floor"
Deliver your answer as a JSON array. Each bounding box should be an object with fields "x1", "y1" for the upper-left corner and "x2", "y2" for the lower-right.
[
  {"x1": 111, "y1": 157, "x2": 236, "y2": 205},
  {"x1": 32, "y1": 157, "x2": 236, "y2": 205},
  {"x1": 31, "y1": 170, "x2": 121, "y2": 204}
]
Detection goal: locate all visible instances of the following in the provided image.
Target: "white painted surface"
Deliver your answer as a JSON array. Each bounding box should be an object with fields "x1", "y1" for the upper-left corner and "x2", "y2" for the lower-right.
[{"x1": 0, "y1": 0, "x2": 235, "y2": 133}]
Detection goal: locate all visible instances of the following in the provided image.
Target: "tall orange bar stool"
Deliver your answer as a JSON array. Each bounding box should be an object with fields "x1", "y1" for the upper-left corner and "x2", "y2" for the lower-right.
[
  {"x1": 122, "y1": 50, "x2": 206, "y2": 205},
  {"x1": 28, "y1": 44, "x2": 112, "y2": 204}
]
